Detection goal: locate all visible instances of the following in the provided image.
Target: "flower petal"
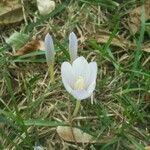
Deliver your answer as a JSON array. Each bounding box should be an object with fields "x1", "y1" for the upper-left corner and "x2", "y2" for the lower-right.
[
  {"x1": 61, "y1": 62, "x2": 75, "y2": 93},
  {"x1": 86, "y1": 62, "x2": 97, "y2": 86},
  {"x1": 34, "y1": 146, "x2": 43, "y2": 150},
  {"x1": 44, "y1": 33, "x2": 55, "y2": 65},
  {"x1": 72, "y1": 56, "x2": 89, "y2": 79},
  {"x1": 72, "y1": 90, "x2": 92, "y2": 100},
  {"x1": 87, "y1": 81, "x2": 96, "y2": 94},
  {"x1": 69, "y1": 32, "x2": 78, "y2": 61}
]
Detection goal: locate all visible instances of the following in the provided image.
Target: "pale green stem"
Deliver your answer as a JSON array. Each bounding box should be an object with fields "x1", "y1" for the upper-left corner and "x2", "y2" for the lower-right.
[
  {"x1": 48, "y1": 63, "x2": 54, "y2": 82},
  {"x1": 73, "y1": 100, "x2": 81, "y2": 117}
]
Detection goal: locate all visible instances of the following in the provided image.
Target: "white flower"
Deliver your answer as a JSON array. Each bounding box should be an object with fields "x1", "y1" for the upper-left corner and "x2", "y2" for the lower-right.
[
  {"x1": 34, "y1": 146, "x2": 43, "y2": 150},
  {"x1": 61, "y1": 56, "x2": 97, "y2": 100},
  {"x1": 69, "y1": 32, "x2": 78, "y2": 61},
  {"x1": 44, "y1": 33, "x2": 55, "y2": 65},
  {"x1": 37, "y1": 0, "x2": 55, "y2": 15}
]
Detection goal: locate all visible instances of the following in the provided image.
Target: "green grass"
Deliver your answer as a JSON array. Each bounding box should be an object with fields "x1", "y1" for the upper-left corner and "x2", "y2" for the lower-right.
[{"x1": 0, "y1": 0, "x2": 150, "y2": 149}]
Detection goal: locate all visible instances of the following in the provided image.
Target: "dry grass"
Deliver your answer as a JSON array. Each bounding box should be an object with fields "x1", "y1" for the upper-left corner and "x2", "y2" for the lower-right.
[{"x1": 0, "y1": 0, "x2": 150, "y2": 150}]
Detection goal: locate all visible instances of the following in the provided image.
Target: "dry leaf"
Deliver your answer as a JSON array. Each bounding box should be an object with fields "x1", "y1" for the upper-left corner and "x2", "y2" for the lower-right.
[
  {"x1": 57, "y1": 126, "x2": 112, "y2": 143},
  {"x1": 0, "y1": 0, "x2": 23, "y2": 25},
  {"x1": 145, "y1": 146, "x2": 150, "y2": 150},
  {"x1": 95, "y1": 30, "x2": 150, "y2": 53},
  {"x1": 57, "y1": 126, "x2": 95, "y2": 143},
  {"x1": 142, "y1": 42, "x2": 150, "y2": 53},
  {"x1": 129, "y1": 0, "x2": 150, "y2": 33},
  {"x1": 14, "y1": 40, "x2": 45, "y2": 56},
  {"x1": 145, "y1": 94, "x2": 150, "y2": 103},
  {"x1": 96, "y1": 30, "x2": 134, "y2": 50}
]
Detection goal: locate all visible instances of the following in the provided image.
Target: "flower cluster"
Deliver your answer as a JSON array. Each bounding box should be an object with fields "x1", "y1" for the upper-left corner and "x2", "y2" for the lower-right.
[{"x1": 44, "y1": 32, "x2": 97, "y2": 101}]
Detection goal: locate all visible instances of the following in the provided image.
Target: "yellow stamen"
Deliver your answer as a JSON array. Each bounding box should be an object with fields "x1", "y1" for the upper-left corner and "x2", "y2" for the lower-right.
[{"x1": 74, "y1": 76, "x2": 85, "y2": 90}]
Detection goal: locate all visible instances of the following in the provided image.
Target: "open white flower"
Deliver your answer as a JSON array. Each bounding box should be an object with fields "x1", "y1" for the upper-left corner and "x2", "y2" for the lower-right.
[
  {"x1": 69, "y1": 32, "x2": 78, "y2": 61},
  {"x1": 61, "y1": 56, "x2": 97, "y2": 100}
]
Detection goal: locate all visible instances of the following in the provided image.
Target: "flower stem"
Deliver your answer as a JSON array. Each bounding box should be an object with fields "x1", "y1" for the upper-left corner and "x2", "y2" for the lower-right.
[
  {"x1": 73, "y1": 100, "x2": 81, "y2": 117},
  {"x1": 49, "y1": 63, "x2": 54, "y2": 82}
]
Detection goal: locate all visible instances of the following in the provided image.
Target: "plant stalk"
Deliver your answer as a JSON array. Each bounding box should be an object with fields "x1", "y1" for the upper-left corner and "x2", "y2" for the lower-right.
[{"x1": 73, "y1": 100, "x2": 81, "y2": 117}]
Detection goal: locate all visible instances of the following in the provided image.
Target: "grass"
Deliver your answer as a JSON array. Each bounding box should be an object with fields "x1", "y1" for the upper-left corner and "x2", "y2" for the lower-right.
[{"x1": 0, "y1": 0, "x2": 150, "y2": 149}]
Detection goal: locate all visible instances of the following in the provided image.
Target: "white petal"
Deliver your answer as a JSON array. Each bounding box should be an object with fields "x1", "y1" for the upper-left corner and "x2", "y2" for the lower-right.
[
  {"x1": 61, "y1": 62, "x2": 75, "y2": 93},
  {"x1": 37, "y1": 0, "x2": 55, "y2": 15},
  {"x1": 72, "y1": 56, "x2": 89, "y2": 79},
  {"x1": 44, "y1": 33, "x2": 55, "y2": 65},
  {"x1": 86, "y1": 62, "x2": 97, "y2": 86},
  {"x1": 34, "y1": 146, "x2": 43, "y2": 150},
  {"x1": 87, "y1": 81, "x2": 96, "y2": 94},
  {"x1": 69, "y1": 32, "x2": 78, "y2": 61},
  {"x1": 71, "y1": 90, "x2": 92, "y2": 100}
]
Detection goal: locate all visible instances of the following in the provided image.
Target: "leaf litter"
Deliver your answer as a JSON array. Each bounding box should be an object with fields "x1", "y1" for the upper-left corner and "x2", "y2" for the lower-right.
[
  {"x1": 0, "y1": 0, "x2": 23, "y2": 25},
  {"x1": 0, "y1": 0, "x2": 150, "y2": 149}
]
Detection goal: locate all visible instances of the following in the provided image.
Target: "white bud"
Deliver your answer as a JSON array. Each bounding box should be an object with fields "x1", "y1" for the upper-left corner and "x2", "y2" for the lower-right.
[
  {"x1": 69, "y1": 32, "x2": 78, "y2": 62},
  {"x1": 34, "y1": 146, "x2": 43, "y2": 150},
  {"x1": 44, "y1": 33, "x2": 55, "y2": 65}
]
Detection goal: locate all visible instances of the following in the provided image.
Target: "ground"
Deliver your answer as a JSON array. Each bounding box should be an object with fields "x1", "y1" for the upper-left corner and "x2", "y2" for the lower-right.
[{"x1": 0, "y1": 0, "x2": 150, "y2": 150}]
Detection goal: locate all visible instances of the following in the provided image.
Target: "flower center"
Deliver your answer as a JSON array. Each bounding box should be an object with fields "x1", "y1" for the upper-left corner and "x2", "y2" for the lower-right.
[{"x1": 74, "y1": 76, "x2": 85, "y2": 90}]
